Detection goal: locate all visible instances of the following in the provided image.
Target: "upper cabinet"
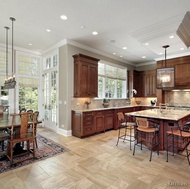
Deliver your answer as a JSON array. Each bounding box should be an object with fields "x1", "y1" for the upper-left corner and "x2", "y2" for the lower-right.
[
  {"x1": 157, "y1": 55, "x2": 190, "y2": 89},
  {"x1": 133, "y1": 70, "x2": 156, "y2": 97},
  {"x1": 73, "y1": 54, "x2": 100, "y2": 97},
  {"x1": 175, "y1": 63, "x2": 190, "y2": 87}
]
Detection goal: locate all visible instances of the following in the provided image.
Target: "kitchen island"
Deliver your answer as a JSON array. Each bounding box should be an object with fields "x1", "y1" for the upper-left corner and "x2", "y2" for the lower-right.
[{"x1": 126, "y1": 109, "x2": 190, "y2": 150}]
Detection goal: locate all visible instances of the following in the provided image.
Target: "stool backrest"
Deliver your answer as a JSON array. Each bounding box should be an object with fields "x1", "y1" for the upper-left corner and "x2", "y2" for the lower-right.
[{"x1": 136, "y1": 117, "x2": 149, "y2": 128}]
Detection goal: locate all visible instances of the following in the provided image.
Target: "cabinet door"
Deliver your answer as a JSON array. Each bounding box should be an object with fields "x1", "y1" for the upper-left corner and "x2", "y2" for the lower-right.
[
  {"x1": 88, "y1": 64, "x2": 98, "y2": 97},
  {"x1": 94, "y1": 111, "x2": 105, "y2": 132},
  {"x1": 145, "y1": 71, "x2": 156, "y2": 97},
  {"x1": 104, "y1": 110, "x2": 114, "y2": 130},
  {"x1": 80, "y1": 62, "x2": 89, "y2": 97},
  {"x1": 73, "y1": 54, "x2": 99, "y2": 98},
  {"x1": 175, "y1": 63, "x2": 190, "y2": 86}
]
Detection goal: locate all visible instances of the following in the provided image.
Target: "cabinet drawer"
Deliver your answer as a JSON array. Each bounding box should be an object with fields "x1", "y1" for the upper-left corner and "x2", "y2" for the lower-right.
[
  {"x1": 83, "y1": 112, "x2": 93, "y2": 117},
  {"x1": 83, "y1": 125, "x2": 94, "y2": 136}
]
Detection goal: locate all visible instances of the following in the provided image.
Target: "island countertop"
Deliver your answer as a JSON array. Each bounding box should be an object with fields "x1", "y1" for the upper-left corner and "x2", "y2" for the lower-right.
[{"x1": 125, "y1": 108, "x2": 190, "y2": 121}]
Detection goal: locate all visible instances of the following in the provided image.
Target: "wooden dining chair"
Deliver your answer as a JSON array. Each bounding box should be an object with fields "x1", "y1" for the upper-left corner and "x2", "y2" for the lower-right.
[
  {"x1": 6, "y1": 112, "x2": 36, "y2": 166},
  {"x1": 32, "y1": 111, "x2": 39, "y2": 148}
]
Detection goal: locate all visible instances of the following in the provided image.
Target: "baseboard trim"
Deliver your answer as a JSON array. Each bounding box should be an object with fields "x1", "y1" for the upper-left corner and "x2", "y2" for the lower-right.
[{"x1": 57, "y1": 128, "x2": 72, "y2": 137}]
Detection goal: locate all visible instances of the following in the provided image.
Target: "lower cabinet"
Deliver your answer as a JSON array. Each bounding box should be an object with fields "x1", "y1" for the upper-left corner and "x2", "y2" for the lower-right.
[
  {"x1": 72, "y1": 106, "x2": 153, "y2": 138},
  {"x1": 94, "y1": 111, "x2": 105, "y2": 133},
  {"x1": 72, "y1": 109, "x2": 114, "y2": 138}
]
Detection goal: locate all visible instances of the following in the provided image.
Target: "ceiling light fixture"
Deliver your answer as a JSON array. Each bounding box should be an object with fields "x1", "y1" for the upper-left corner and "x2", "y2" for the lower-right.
[
  {"x1": 46, "y1": 29, "x2": 51, "y2": 32},
  {"x1": 4, "y1": 17, "x2": 16, "y2": 89},
  {"x1": 122, "y1": 47, "x2": 127, "y2": 50},
  {"x1": 142, "y1": 56, "x2": 146, "y2": 58},
  {"x1": 92, "y1": 31, "x2": 98, "y2": 35},
  {"x1": 60, "y1": 15, "x2": 67, "y2": 20},
  {"x1": 169, "y1": 35, "x2": 174, "y2": 39},
  {"x1": 145, "y1": 43, "x2": 149, "y2": 46},
  {"x1": 29, "y1": 43, "x2": 32, "y2": 46}
]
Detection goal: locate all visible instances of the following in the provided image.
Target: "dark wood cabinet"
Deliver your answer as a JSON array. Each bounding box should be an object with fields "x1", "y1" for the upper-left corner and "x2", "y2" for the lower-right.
[
  {"x1": 175, "y1": 63, "x2": 190, "y2": 87},
  {"x1": 73, "y1": 54, "x2": 100, "y2": 97},
  {"x1": 72, "y1": 111, "x2": 94, "y2": 138},
  {"x1": 133, "y1": 70, "x2": 156, "y2": 97},
  {"x1": 144, "y1": 70, "x2": 156, "y2": 97},
  {"x1": 94, "y1": 111, "x2": 105, "y2": 133},
  {"x1": 104, "y1": 110, "x2": 114, "y2": 130},
  {"x1": 72, "y1": 109, "x2": 114, "y2": 138},
  {"x1": 83, "y1": 112, "x2": 94, "y2": 136}
]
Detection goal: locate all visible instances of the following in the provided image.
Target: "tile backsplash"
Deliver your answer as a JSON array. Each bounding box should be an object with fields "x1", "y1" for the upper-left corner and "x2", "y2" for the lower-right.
[
  {"x1": 165, "y1": 90, "x2": 190, "y2": 107},
  {"x1": 71, "y1": 97, "x2": 157, "y2": 110}
]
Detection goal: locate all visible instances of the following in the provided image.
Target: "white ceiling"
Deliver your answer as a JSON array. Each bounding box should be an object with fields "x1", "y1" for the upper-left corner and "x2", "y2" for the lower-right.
[{"x1": 0, "y1": 0, "x2": 190, "y2": 66}]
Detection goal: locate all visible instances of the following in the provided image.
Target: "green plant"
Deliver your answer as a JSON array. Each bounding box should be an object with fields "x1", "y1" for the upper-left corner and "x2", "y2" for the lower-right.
[{"x1": 103, "y1": 98, "x2": 110, "y2": 103}]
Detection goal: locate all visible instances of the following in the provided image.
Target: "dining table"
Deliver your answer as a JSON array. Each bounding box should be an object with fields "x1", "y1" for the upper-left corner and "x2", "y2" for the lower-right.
[
  {"x1": 0, "y1": 113, "x2": 42, "y2": 160},
  {"x1": 125, "y1": 108, "x2": 190, "y2": 151}
]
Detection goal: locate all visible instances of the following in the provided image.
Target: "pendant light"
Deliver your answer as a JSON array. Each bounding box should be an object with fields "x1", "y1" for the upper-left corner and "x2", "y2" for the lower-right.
[
  {"x1": 156, "y1": 45, "x2": 175, "y2": 88},
  {"x1": 4, "y1": 17, "x2": 16, "y2": 89}
]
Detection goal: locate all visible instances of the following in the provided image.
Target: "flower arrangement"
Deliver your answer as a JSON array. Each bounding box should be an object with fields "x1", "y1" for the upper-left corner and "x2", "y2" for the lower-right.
[{"x1": 84, "y1": 100, "x2": 91, "y2": 109}]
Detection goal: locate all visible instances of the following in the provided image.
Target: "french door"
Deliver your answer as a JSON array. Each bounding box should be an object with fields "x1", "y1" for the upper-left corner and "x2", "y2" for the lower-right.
[{"x1": 43, "y1": 69, "x2": 58, "y2": 131}]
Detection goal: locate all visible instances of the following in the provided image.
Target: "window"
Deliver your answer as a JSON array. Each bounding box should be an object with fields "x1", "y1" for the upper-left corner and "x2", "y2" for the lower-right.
[
  {"x1": 18, "y1": 54, "x2": 40, "y2": 111},
  {"x1": 98, "y1": 62, "x2": 127, "y2": 99}
]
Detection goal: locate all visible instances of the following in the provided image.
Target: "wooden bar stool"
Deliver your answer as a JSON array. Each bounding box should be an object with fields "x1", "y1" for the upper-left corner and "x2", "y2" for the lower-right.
[
  {"x1": 116, "y1": 112, "x2": 136, "y2": 150},
  {"x1": 133, "y1": 117, "x2": 160, "y2": 161},
  {"x1": 166, "y1": 121, "x2": 190, "y2": 165}
]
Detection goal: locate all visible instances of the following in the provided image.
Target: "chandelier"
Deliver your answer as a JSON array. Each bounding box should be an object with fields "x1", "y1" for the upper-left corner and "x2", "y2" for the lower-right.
[
  {"x1": 4, "y1": 17, "x2": 16, "y2": 89},
  {"x1": 156, "y1": 45, "x2": 175, "y2": 88}
]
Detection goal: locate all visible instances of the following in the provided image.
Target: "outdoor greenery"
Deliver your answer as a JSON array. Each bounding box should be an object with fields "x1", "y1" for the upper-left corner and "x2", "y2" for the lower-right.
[{"x1": 19, "y1": 86, "x2": 38, "y2": 111}]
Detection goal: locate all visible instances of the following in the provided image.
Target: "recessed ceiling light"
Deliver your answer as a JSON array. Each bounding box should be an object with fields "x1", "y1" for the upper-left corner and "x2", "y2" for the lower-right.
[
  {"x1": 113, "y1": 52, "x2": 116, "y2": 55},
  {"x1": 169, "y1": 35, "x2": 174, "y2": 39},
  {"x1": 29, "y1": 43, "x2": 32, "y2": 46},
  {"x1": 159, "y1": 52, "x2": 163, "y2": 55},
  {"x1": 122, "y1": 47, "x2": 127, "y2": 50},
  {"x1": 92, "y1": 31, "x2": 98, "y2": 35},
  {"x1": 142, "y1": 56, "x2": 146, "y2": 58},
  {"x1": 145, "y1": 42, "x2": 149, "y2": 46},
  {"x1": 80, "y1": 26, "x2": 86, "y2": 29},
  {"x1": 120, "y1": 55, "x2": 123, "y2": 58},
  {"x1": 46, "y1": 29, "x2": 51, "y2": 32},
  {"x1": 180, "y1": 47, "x2": 184, "y2": 50},
  {"x1": 60, "y1": 15, "x2": 67, "y2": 20}
]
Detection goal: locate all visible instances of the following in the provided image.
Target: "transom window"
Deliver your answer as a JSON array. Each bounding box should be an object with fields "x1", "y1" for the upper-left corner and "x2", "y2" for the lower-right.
[{"x1": 98, "y1": 62, "x2": 127, "y2": 99}]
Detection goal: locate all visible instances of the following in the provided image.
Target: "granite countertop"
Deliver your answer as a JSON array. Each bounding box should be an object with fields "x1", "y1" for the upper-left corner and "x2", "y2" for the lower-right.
[
  {"x1": 72, "y1": 105, "x2": 158, "y2": 113},
  {"x1": 126, "y1": 108, "x2": 190, "y2": 121}
]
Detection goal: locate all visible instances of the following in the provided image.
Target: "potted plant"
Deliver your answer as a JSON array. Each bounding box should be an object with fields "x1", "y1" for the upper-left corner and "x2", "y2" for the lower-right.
[{"x1": 102, "y1": 98, "x2": 110, "y2": 108}]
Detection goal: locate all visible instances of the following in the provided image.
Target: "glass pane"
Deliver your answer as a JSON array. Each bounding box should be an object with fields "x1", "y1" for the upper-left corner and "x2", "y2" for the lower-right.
[
  {"x1": 0, "y1": 86, "x2": 9, "y2": 106},
  {"x1": 19, "y1": 86, "x2": 38, "y2": 111},
  {"x1": 98, "y1": 76, "x2": 103, "y2": 98},
  {"x1": 105, "y1": 78, "x2": 115, "y2": 98},
  {"x1": 18, "y1": 55, "x2": 40, "y2": 76}
]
